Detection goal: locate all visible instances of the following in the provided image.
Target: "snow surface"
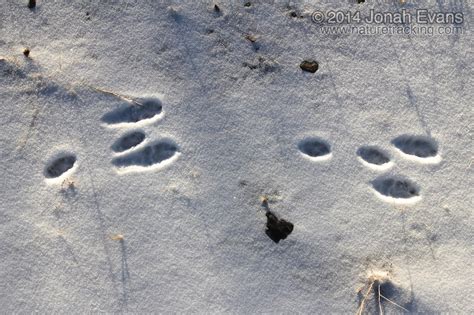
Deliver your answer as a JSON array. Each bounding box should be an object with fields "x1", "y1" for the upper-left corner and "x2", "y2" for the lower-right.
[{"x1": 0, "y1": 0, "x2": 473, "y2": 313}]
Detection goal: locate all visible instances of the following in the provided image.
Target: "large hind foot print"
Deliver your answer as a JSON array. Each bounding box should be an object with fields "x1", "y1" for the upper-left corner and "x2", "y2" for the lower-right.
[
  {"x1": 391, "y1": 135, "x2": 441, "y2": 164},
  {"x1": 44, "y1": 152, "x2": 77, "y2": 184},
  {"x1": 111, "y1": 140, "x2": 180, "y2": 174},
  {"x1": 357, "y1": 146, "x2": 393, "y2": 171},
  {"x1": 371, "y1": 176, "x2": 421, "y2": 205},
  {"x1": 298, "y1": 137, "x2": 332, "y2": 161},
  {"x1": 101, "y1": 97, "x2": 164, "y2": 128}
]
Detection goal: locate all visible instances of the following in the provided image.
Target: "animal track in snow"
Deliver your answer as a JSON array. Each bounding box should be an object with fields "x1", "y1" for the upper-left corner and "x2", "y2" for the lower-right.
[
  {"x1": 100, "y1": 94, "x2": 181, "y2": 174},
  {"x1": 111, "y1": 130, "x2": 146, "y2": 153},
  {"x1": 296, "y1": 134, "x2": 441, "y2": 204},
  {"x1": 391, "y1": 135, "x2": 440, "y2": 163},
  {"x1": 357, "y1": 146, "x2": 393, "y2": 170},
  {"x1": 371, "y1": 176, "x2": 421, "y2": 204},
  {"x1": 298, "y1": 137, "x2": 332, "y2": 161},
  {"x1": 101, "y1": 97, "x2": 163, "y2": 127},
  {"x1": 44, "y1": 153, "x2": 77, "y2": 183},
  {"x1": 111, "y1": 140, "x2": 180, "y2": 174}
]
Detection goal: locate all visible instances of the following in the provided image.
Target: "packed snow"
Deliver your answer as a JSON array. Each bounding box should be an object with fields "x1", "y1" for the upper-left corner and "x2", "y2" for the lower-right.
[{"x1": 0, "y1": 0, "x2": 472, "y2": 313}]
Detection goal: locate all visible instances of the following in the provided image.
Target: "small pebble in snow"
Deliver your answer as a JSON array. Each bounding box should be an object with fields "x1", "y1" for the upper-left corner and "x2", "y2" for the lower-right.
[
  {"x1": 244, "y1": 2, "x2": 251, "y2": 7},
  {"x1": 300, "y1": 60, "x2": 319, "y2": 73},
  {"x1": 23, "y1": 49, "x2": 30, "y2": 58},
  {"x1": 111, "y1": 234, "x2": 124, "y2": 241},
  {"x1": 358, "y1": 0, "x2": 366, "y2": 3},
  {"x1": 28, "y1": 0, "x2": 36, "y2": 9},
  {"x1": 245, "y1": 34, "x2": 257, "y2": 43},
  {"x1": 214, "y1": 4, "x2": 220, "y2": 12}
]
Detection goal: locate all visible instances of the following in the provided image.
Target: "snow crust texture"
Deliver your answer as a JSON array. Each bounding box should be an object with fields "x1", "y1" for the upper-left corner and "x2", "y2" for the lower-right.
[{"x1": 0, "y1": 0, "x2": 472, "y2": 313}]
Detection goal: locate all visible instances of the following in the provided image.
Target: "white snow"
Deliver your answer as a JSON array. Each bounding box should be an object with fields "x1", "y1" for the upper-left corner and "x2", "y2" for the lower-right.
[
  {"x1": 393, "y1": 148, "x2": 442, "y2": 164},
  {"x1": 0, "y1": 0, "x2": 472, "y2": 313}
]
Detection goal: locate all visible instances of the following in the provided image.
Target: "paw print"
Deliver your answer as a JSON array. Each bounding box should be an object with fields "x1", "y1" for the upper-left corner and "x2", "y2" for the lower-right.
[
  {"x1": 43, "y1": 152, "x2": 78, "y2": 184},
  {"x1": 101, "y1": 96, "x2": 180, "y2": 174},
  {"x1": 366, "y1": 135, "x2": 440, "y2": 204},
  {"x1": 297, "y1": 137, "x2": 332, "y2": 161},
  {"x1": 390, "y1": 135, "x2": 440, "y2": 164},
  {"x1": 298, "y1": 134, "x2": 441, "y2": 204},
  {"x1": 356, "y1": 146, "x2": 393, "y2": 171},
  {"x1": 41, "y1": 96, "x2": 180, "y2": 183}
]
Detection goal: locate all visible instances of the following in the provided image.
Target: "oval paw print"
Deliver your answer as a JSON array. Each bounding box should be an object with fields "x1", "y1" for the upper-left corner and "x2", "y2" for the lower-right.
[
  {"x1": 101, "y1": 97, "x2": 163, "y2": 127},
  {"x1": 298, "y1": 137, "x2": 332, "y2": 161},
  {"x1": 357, "y1": 146, "x2": 393, "y2": 171},
  {"x1": 111, "y1": 130, "x2": 146, "y2": 153},
  {"x1": 371, "y1": 176, "x2": 421, "y2": 204},
  {"x1": 101, "y1": 94, "x2": 181, "y2": 174},
  {"x1": 44, "y1": 153, "x2": 77, "y2": 183},
  {"x1": 391, "y1": 135, "x2": 441, "y2": 164},
  {"x1": 111, "y1": 140, "x2": 180, "y2": 174}
]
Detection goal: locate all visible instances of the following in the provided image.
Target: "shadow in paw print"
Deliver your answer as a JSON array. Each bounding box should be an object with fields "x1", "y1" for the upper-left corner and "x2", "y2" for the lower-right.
[
  {"x1": 372, "y1": 176, "x2": 420, "y2": 199},
  {"x1": 112, "y1": 141, "x2": 178, "y2": 168},
  {"x1": 101, "y1": 98, "x2": 162, "y2": 125},
  {"x1": 298, "y1": 137, "x2": 331, "y2": 159},
  {"x1": 357, "y1": 146, "x2": 391, "y2": 166},
  {"x1": 378, "y1": 280, "x2": 413, "y2": 311},
  {"x1": 111, "y1": 131, "x2": 146, "y2": 153},
  {"x1": 44, "y1": 154, "x2": 76, "y2": 178},
  {"x1": 360, "y1": 279, "x2": 415, "y2": 314},
  {"x1": 391, "y1": 135, "x2": 438, "y2": 158}
]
